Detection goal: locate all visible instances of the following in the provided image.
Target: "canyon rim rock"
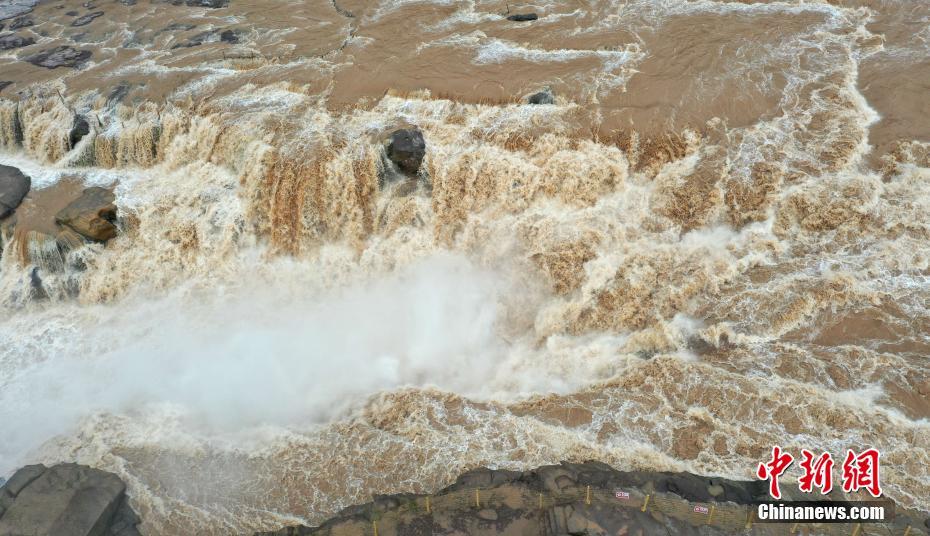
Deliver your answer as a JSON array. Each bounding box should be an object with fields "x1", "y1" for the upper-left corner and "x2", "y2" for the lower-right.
[
  {"x1": 0, "y1": 165, "x2": 30, "y2": 219},
  {"x1": 55, "y1": 187, "x2": 118, "y2": 242},
  {"x1": 0, "y1": 463, "x2": 141, "y2": 536},
  {"x1": 386, "y1": 128, "x2": 426, "y2": 175},
  {"x1": 252, "y1": 461, "x2": 928, "y2": 536}
]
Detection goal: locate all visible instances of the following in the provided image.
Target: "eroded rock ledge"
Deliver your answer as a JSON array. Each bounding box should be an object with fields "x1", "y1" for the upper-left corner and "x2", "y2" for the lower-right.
[
  {"x1": 0, "y1": 463, "x2": 140, "y2": 536},
  {"x1": 253, "y1": 461, "x2": 930, "y2": 536}
]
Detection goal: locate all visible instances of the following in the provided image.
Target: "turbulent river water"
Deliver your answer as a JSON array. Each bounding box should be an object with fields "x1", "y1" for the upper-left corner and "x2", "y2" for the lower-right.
[{"x1": 0, "y1": 0, "x2": 928, "y2": 534}]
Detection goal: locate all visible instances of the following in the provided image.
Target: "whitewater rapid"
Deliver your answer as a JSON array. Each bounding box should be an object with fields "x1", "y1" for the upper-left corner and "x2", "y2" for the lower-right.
[{"x1": 1, "y1": 0, "x2": 929, "y2": 534}]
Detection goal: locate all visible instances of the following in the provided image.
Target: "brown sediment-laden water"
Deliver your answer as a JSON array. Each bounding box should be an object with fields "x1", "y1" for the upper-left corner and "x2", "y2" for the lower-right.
[{"x1": 0, "y1": 0, "x2": 928, "y2": 534}]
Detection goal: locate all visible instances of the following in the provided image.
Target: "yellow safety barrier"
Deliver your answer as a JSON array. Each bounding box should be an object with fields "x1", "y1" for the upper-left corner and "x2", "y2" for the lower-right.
[{"x1": 641, "y1": 494, "x2": 650, "y2": 512}]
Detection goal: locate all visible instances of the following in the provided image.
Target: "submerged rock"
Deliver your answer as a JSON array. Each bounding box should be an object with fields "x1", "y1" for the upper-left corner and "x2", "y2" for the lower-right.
[
  {"x1": 0, "y1": 165, "x2": 30, "y2": 219},
  {"x1": 0, "y1": 463, "x2": 141, "y2": 536},
  {"x1": 0, "y1": 33, "x2": 35, "y2": 50},
  {"x1": 506, "y1": 12, "x2": 538, "y2": 22},
  {"x1": 71, "y1": 11, "x2": 103, "y2": 26},
  {"x1": 25, "y1": 46, "x2": 92, "y2": 69},
  {"x1": 385, "y1": 128, "x2": 426, "y2": 175},
  {"x1": 0, "y1": 81, "x2": 11, "y2": 93},
  {"x1": 55, "y1": 187, "x2": 118, "y2": 242}
]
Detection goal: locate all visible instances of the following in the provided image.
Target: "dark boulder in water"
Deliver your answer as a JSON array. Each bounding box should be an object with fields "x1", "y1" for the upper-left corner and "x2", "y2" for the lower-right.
[
  {"x1": 69, "y1": 114, "x2": 90, "y2": 148},
  {"x1": 25, "y1": 46, "x2": 92, "y2": 69},
  {"x1": 219, "y1": 28, "x2": 240, "y2": 43},
  {"x1": 0, "y1": 463, "x2": 141, "y2": 536},
  {"x1": 55, "y1": 187, "x2": 118, "y2": 242},
  {"x1": 0, "y1": 82, "x2": 11, "y2": 93},
  {"x1": 507, "y1": 12, "x2": 538, "y2": 22},
  {"x1": 71, "y1": 11, "x2": 103, "y2": 26},
  {"x1": 8, "y1": 16, "x2": 33, "y2": 30},
  {"x1": 0, "y1": 33, "x2": 35, "y2": 50},
  {"x1": 527, "y1": 88, "x2": 554, "y2": 105},
  {"x1": 185, "y1": 0, "x2": 229, "y2": 7},
  {"x1": 0, "y1": 164, "x2": 30, "y2": 219},
  {"x1": 386, "y1": 128, "x2": 426, "y2": 175}
]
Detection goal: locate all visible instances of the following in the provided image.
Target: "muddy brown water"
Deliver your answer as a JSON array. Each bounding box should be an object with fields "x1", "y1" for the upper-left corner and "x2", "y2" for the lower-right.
[{"x1": 0, "y1": 1, "x2": 927, "y2": 535}]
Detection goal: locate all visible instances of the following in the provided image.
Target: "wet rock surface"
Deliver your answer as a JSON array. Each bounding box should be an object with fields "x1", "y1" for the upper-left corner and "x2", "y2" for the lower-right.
[
  {"x1": 527, "y1": 88, "x2": 554, "y2": 105},
  {"x1": 25, "y1": 46, "x2": 92, "y2": 68},
  {"x1": 0, "y1": 463, "x2": 141, "y2": 536},
  {"x1": 7, "y1": 16, "x2": 33, "y2": 30},
  {"x1": 69, "y1": 114, "x2": 90, "y2": 148},
  {"x1": 252, "y1": 461, "x2": 928, "y2": 536},
  {"x1": 385, "y1": 128, "x2": 426, "y2": 175},
  {"x1": 0, "y1": 164, "x2": 30, "y2": 219},
  {"x1": 71, "y1": 11, "x2": 103, "y2": 27},
  {"x1": 0, "y1": 33, "x2": 35, "y2": 50},
  {"x1": 184, "y1": 0, "x2": 229, "y2": 7},
  {"x1": 55, "y1": 186, "x2": 118, "y2": 241},
  {"x1": 0, "y1": 0, "x2": 36, "y2": 22},
  {"x1": 506, "y1": 12, "x2": 538, "y2": 22}
]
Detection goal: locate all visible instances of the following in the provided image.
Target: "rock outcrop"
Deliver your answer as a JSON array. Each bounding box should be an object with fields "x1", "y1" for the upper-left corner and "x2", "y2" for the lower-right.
[
  {"x1": 70, "y1": 11, "x2": 103, "y2": 27},
  {"x1": 0, "y1": 164, "x2": 30, "y2": 219},
  {"x1": 7, "y1": 16, "x2": 32, "y2": 30},
  {"x1": 25, "y1": 46, "x2": 92, "y2": 69},
  {"x1": 55, "y1": 187, "x2": 118, "y2": 242},
  {"x1": 253, "y1": 461, "x2": 928, "y2": 536},
  {"x1": 0, "y1": 463, "x2": 141, "y2": 536},
  {"x1": 0, "y1": 33, "x2": 35, "y2": 50},
  {"x1": 184, "y1": 0, "x2": 229, "y2": 8},
  {"x1": 506, "y1": 12, "x2": 538, "y2": 22},
  {"x1": 69, "y1": 114, "x2": 91, "y2": 148},
  {"x1": 527, "y1": 88, "x2": 554, "y2": 105},
  {"x1": 385, "y1": 128, "x2": 426, "y2": 175}
]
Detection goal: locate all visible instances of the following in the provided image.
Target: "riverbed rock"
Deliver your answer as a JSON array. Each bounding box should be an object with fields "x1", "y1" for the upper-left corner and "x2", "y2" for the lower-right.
[
  {"x1": 0, "y1": 32, "x2": 35, "y2": 50},
  {"x1": 385, "y1": 128, "x2": 426, "y2": 175},
  {"x1": 507, "y1": 12, "x2": 538, "y2": 22},
  {"x1": 69, "y1": 114, "x2": 90, "y2": 148},
  {"x1": 528, "y1": 88, "x2": 554, "y2": 105},
  {"x1": 0, "y1": 463, "x2": 141, "y2": 536},
  {"x1": 8, "y1": 16, "x2": 33, "y2": 30},
  {"x1": 185, "y1": 0, "x2": 229, "y2": 7},
  {"x1": 0, "y1": 82, "x2": 11, "y2": 93},
  {"x1": 0, "y1": 0, "x2": 37, "y2": 22},
  {"x1": 25, "y1": 46, "x2": 92, "y2": 69},
  {"x1": 0, "y1": 165, "x2": 30, "y2": 219},
  {"x1": 55, "y1": 187, "x2": 118, "y2": 241},
  {"x1": 71, "y1": 11, "x2": 103, "y2": 26}
]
